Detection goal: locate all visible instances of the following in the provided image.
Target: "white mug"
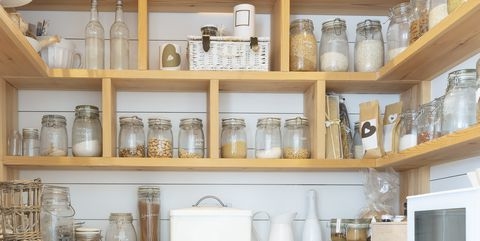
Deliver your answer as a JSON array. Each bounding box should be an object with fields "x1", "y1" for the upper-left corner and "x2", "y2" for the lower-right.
[
  {"x1": 233, "y1": 3, "x2": 255, "y2": 38},
  {"x1": 159, "y1": 43, "x2": 181, "y2": 70},
  {"x1": 40, "y1": 38, "x2": 82, "y2": 69}
]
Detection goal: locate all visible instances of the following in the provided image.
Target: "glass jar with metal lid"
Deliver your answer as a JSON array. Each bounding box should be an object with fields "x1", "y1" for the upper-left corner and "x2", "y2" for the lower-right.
[
  {"x1": 282, "y1": 117, "x2": 310, "y2": 159},
  {"x1": 72, "y1": 105, "x2": 102, "y2": 157},
  {"x1": 345, "y1": 219, "x2": 370, "y2": 241},
  {"x1": 387, "y1": 2, "x2": 412, "y2": 61},
  {"x1": 255, "y1": 117, "x2": 282, "y2": 158},
  {"x1": 354, "y1": 19, "x2": 384, "y2": 72},
  {"x1": 221, "y1": 118, "x2": 247, "y2": 158},
  {"x1": 442, "y1": 69, "x2": 478, "y2": 135},
  {"x1": 398, "y1": 109, "x2": 418, "y2": 151},
  {"x1": 138, "y1": 186, "x2": 160, "y2": 241},
  {"x1": 147, "y1": 118, "x2": 173, "y2": 158},
  {"x1": 320, "y1": 18, "x2": 349, "y2": 72},
  {"x1": 417, "y1": 98, "x2": 443, "y2": 143},
  {"x1": 330, "y1": 219, "x2": 354, "y2": 241},
  {"x1": 40, "y1": 114, "x2": 68, "y2": 156},
  {"x1": 41, "y1": 185, "x2": 75, "y2": 241},
  {"x1": 75, "y1": 228, "x2": 102, "y2": 241},
  {"x1": 178, "y1": 118, "x2": 204, "y2": 158},
  {"x1": 290, "y1": 19, "x2": 317, "y2": 71},
  {"x1": 23, "y1": 128, "x2": 40, "y2": 156},
  {"x1": 105, "y1": 213, "x2": 137, "y2": 241},
  {"x1": 118, "y1": 116, "x2": 145, "y2": 157},
  {"x1": 409, "y1": 0, "x2": 429, "y2": 44}
]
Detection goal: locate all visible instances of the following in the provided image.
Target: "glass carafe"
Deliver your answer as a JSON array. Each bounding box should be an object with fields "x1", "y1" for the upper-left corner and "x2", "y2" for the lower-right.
[
  {"x1": 387, "y1": 2, "x2": 412, "y2": 61},
  {"x1": 85, "y1": 0, "x2": 105, "y2": 69},
  {"x1": 110, "y1": 0, "x2": 129, "y2": 69}
]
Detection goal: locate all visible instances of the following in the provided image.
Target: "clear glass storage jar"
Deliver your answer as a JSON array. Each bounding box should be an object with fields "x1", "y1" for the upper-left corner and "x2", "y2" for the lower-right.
[
  {"x1": 106, "y1": 213, "x2": 137, "y2": 241},
  {"x1": 387, "y1": 2, "x2": 412, "y2": 61},
  {"x1": 409, "y1": 0, "x2": 429, "y2": 44},
  {"x1": 41, "y1": 185, "x2": 75, "y2": 241},
  {"x1": 40, "y1": 114, "x2": 68, "y2": 156},
  {"x1": 118, "y1": 116, "x2": 145, "y2": 157},
  {"x1": 398, "y1": 110, "x2": 418, "y2": 151},
  {"x1": 255, "y1": 117, "x2": 282, "y2": 158},
  {"x1": 429, "y1": 0, "x2": 448, "y2": 29},
  {"x1": 23, "y1": 128, "x2": 40, "y2": 156},
  {"x1": 72, "y1": 105, "x2": 102, "y2": 157},
  {"x1": 147, "y1": 118, "x2": 173, "y2": 158},
  {"x1": 290, "y1": 19, "x2": 317, "y2": 71},
  {"x1": 282, "y1": 117, "x2": 310, "y2": 159},
  {"x1": 221, "y1": 118, "x2": 247, "y2": 158},
  {"x1": 417, "y1": 98, "x2": 442, "y2": 143},
  {"x1": 442, "y1": 69, "x2": 478, "y2": 135},
  {"x1": 8, "y1": 129, "x2": 22, "y2": 156},
  {"x1": 354, "y1": 19, "x2": 384, "y2": 72},
  {"x1": 320, "y1": 18, "x2": 349, "y2": 72},
  {"x1": 345, "y1": 220, "x2": 369, "y2": 241},
  {"x1": 178, "y1": 118, "x2": 204, "y2": 158},
  {"x1": 138, "y1": 186, "x2": 160, "y2": 241},
  {"x1": 448, "y1": 0, "x2": 467, "y2": 13}
]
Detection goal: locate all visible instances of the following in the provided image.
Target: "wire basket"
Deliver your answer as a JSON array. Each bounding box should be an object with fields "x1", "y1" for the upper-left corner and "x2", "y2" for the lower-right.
[
  {"x1": 187, "y1": 36, "x2": 270, "y2": 71},
  {"x1": 0, "y1": 179, "x2": 42, "y2": 241}
]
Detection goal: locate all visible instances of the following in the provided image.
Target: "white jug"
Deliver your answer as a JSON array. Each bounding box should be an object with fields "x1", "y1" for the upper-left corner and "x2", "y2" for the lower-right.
[{"x1": 268, "y1": 212, "x2": 296, "y2": 241}]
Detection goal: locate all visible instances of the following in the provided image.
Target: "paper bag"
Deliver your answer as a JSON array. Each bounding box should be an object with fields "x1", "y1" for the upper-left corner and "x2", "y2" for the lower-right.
[
  {"x1": 383, "y1": 102, "x2": 403, "y2": 154},
  {"x1": 326, "y1": 95, "x2": 342, "y2": 159},
  {"x1": 360, "y1": 100, "x2": 384, "y2": 158}
]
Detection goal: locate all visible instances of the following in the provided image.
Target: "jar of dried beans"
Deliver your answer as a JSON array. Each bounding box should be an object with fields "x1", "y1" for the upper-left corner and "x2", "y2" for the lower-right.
[
  {"x1": 178, "y1": 118, "x2": 204, "y2": 158},
  {"x1": 290, "y1": 19, "x2": 317, "y2": 71},
  {"x1": 282, "y1": 117, "x2": 310, "y2": 159},
  {"x1": 221, "y1": 118, "x2": 247, "y2": 158},
  {"x1": 320, "y1": 18, "x2": 349, "y2": 72},
  {"x1": 118, "y1": 116, "x2": 145, "y2": 157},
  {"x1": 147, "y1": 118, "x2": 173, "y2": 158},
  {"x1": 354, "y1": 19, "x2": 384, "y2": 72}
]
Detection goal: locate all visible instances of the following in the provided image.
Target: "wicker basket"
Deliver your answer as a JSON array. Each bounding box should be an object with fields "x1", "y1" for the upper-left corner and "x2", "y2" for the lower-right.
[
  {"x1": 187, "y1": 36, "x2": 270, "y2": 71},
  {"x1": 0, "y1": 179, "x2": 42, "y2": 241}
]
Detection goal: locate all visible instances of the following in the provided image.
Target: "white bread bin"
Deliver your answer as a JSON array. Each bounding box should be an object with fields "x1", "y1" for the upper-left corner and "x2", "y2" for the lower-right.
[{"x1": 170, "y1": 196, "x2": 252, "y2": 241}]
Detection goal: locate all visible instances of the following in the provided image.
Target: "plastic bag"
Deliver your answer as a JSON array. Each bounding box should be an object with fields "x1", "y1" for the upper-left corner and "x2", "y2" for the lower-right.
[{"x1": 359, "y1": 168, "x2": 399, "y2": 219}]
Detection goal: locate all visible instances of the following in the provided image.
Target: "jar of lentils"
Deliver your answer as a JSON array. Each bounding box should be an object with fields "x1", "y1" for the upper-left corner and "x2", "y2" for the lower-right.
[
  {"x1": 354, "y1": 19, "x2": 384, "y2": 72},
  {"x1": 417, "y1": 98, "x2": 443, "y2": 143},
  {"x1": 40, "y1": 114, "x2": 68, "y2": 156},
  {"x1": 72, "y1": 105, "x2": 102, "y2": 157},
  {"x1": 283, "y1": 117, "x2": 310, "y2": 159},
  {"x1": 290, "y1": 19, "x2": 317, "y2": 71},
  {"x1": 320, "y1": 18, "x2": 349, "y2": 72},
  {"x1": 147, "y1": 118, "x2": 173, "y2": 158},
  {"x1": 221, "y1": 118, "x2": 247, "y2": 158},
  {"x1": 118, "y1": 116, "x2": 145, "y2": 157},
  {"x1": 255, "y1": 117, "x2": 282, "y2": 158},
  {"x1": 178, "y1": 118, "x2": 204, "y2": 158}
]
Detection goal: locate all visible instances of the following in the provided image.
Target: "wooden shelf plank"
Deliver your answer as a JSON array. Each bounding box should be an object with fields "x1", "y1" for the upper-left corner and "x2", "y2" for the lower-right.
[{"x1": 290, "y1": 0, "x2": 404, "y2": 15}]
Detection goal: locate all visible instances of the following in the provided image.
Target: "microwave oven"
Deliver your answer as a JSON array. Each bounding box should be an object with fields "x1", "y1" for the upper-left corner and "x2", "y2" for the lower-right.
[{"x1": 407, "y1": 187, "x2": 480, "y2": 241}]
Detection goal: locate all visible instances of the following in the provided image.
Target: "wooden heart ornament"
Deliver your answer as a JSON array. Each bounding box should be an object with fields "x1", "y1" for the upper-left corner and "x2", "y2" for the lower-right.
[{"x1": 361, "y1": 121, "x2": 377, "y2": 138}]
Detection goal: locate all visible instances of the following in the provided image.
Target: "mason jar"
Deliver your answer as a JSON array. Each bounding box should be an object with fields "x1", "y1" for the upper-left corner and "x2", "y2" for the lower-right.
[
  {"x1": 23, "y1": 128, "x2": 40, "y2": 156},
  {"x1": 282, "y1": 117, "x2": 310, "y2": 159},
  {"x1": 398, "y1": 110, "x2": 418, "y2": 151},
  {"x1": 345, "y1": 220, "x2": 369, "y2": 241},
  {"x1": 147, "y1": 118, "x2": 173, "y2": 158},
  {"x1": 387, "y1": 2, "x2": 412, "y2": 61},
  {"x1": 118, "y1": 116, "x2": 145, "y2": 157},
  {"x1": 221, "y1": 118, "x2": 247, "y2": 158},
  {"x1": 429, "y1": 0, "x2": 448, "y2": 29},
  {"x1": 178, "y1": 118, "x2": 204, "y2": 158},
  {"x1": 255, "y1": 117, "x2": 282, "y2": 158},
  {"x1": 41, "y1": 185, "x2": 75, "y2": 241},
  {"x1": 409, "y1": 0, "x2": 429, "y2": 44},
  {"x1": 417, "y1": 98, "x2": 443, "y2": 143},
  {"x1": 354, "y1": 19, "x2": 384, "y2": 72},
  {"x1": 40, "y1": 114, "x2": 68, "y2": 156},
  {"x1": 105, "y1": 213, "x2": 137, "y2": 241},
  {"x1": 138, "y1": 186, "x2": 160, "y2": 241},
  {"x1": 320, "y1": 18, "x2": 349, "y2": 72},
  {"x1": 72, "y1": 105, "x2": 102, "y2": 157},
  {"x1": 290, "y1": 19, "x2": 317, "y2": 71}
]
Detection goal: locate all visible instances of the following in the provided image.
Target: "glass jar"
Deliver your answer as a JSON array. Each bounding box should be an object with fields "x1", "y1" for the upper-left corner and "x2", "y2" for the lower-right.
[
  {"x1": 40, "y1": 114, "x2": 68, "y2": 156},
  {"x1": 387, "y1": 2, "x2": 412, "y2": 61},
  {"x1": 282, "y1": 117, "x2": 310, "y2": 159},
  {"x1": 429, "y1": 0, "x2": 448, "y2": 29},
  {"x1": 23, "y1": 128, "x2": 40, "y2": 156},
  {"x1": 409, "y1": 0, "x2": 429, "y2": 44},
  {"x1": 345, "y1": 220, "x2": 369, "y2": 241},
  {"x1": 221, "y1": 118, "x2": 247, "y2": 158},
  {"x1": 76, "y1": 228, "x2": 102, "y2": 241},
  {"x1": 178, "y1": 118, "x2": 204, "y2": 158},
  {"x1": 290, "y1": 19, "x2": 317, "y2": 71},
  {"x1": 330, "y1": 219, "x2": 347, "y2": 241},
  {"x1": 448, "y1": 0, "x2": 467, "y2": 13},
  {"x1": 106, "y1": 213, "x2": 137, "y2": 241},
  {"x1": 72, "y1": 105, "x2": 102, "y2": 157},
  {"x1": 118, "y1": 116, "x2": 145, "y2": 157},
  {"x1": 41, "y1": 185, "x2": 75, "y2": 241},
  {"x1": 417, "y1": 98, "x2": 443, "y2": 143},
  {"x1": 255, "y1": 117, "x2": 282, "y2": 158},
  {"x1": 8, "y1": 130, "x2": 22, "y2": 156},
  {"x1": 442, "y1": 69, "x2": 478, "y2": 135},
  {"x1": 354, "y1": 19, "x2": 384, "y2": 72},
  {"x1": 353, "y1": 122, "x2": 364, "y2": 159},
  {"x1": 399, "y1": 110, "x2": 418, "y2": 151},
  {"x1": 138, "y1": 186, "x2": 160, "y2": 241},
  {"x1": 147, "y1": 118, "x2": 173, "y2": 158},
  {"x1": 320, "y1": 18, "x2": 349, "y2": 72}
]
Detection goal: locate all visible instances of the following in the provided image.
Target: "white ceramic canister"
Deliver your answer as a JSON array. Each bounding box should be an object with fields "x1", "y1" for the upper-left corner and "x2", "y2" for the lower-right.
[{"x1": 233, "y1": 3, "x2": 255, "y2": 38}]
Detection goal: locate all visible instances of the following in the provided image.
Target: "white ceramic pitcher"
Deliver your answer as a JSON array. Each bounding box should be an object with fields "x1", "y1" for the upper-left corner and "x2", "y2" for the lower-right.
[{"x1": 268, "y1": 212, "x2": 297, "y2": 241}]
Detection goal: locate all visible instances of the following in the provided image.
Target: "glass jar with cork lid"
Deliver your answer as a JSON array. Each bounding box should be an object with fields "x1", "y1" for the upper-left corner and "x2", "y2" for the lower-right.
[
  {"x1": 147, "y1": 118, "x2": 173, "y2": 158},
  {"x1": 282, "y1": 117, "x2": 310, "y2": 159},
  {"x1": 290, "y1": 19, "x2": 317, "y2": 71},
  {"x1": 221, "y1": 118, "x2": 247, "y2": 158},
  {"x1": 118, "y1": 116, "x2": 145, "y2": 157}
]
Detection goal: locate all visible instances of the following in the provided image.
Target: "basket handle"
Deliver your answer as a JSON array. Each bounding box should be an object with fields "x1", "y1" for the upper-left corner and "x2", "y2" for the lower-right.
[
  {"x1": 202, "y1": 35, "x2": 211, "y2": 52},
  {"x1": 193, "y1": 195, "x2": 227, "y2": 207}
]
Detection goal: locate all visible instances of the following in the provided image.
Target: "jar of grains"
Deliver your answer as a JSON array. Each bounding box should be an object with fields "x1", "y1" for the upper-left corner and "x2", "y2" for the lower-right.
[
  {"x1": 178, "y1": 118, "x2": 204, "y2": 158},
  {"x1": 448, "y1": 0, "x2": 467, "y2": 13},
  {"x1": 409, "y1": 0, "x2": 429, "y2": 44},
  {"x1": 40, "y1": 114, "x2": 68, "y2": 156},
  {"x1": 147, "y1": 118, "x2": 173, "y2": 158},
  {"x1": 72, "y1": 105, "x2": 102, "y2": 157},
  {"x1": 354, "y1": 19, "x2": 384, "y2": 72},
  {"x1": 282, "y1": 117, "x2": 310, "y2": 159},
  {"x1": 442, "y1": 69, "x2": 478, "y2": 135},
  {"x1": 331, "y1": 219, "x2": 354, "y2": 241},
  {"x1": 320, "y1": 18, "x2": 349, "y2": 72},
  {"x1": 387, "y1": 2, "x2": 412, "y2": 61},
  {"x1": 118, "y1": 116, "x2": 145, "y2": 157},
  {"x1": 345, "y1": 220, "x2": 369, "y2": 241},
  {"x1": 429, "y1": 0, "x2": 448, "y2": 29},
  {"x1": 290, "y1": 19, "x2": 317, "y2": 71},
  {"x1": 417, "y1": 98, "x2": 443, "y2": 144},
  {"x1": 221, "y1": 118, "x2": 247, "y2": 158},
  {"x1": 23, "y1": 128, "x2": 40, "y2": 156},
  {"x1": 398, "y1": 109, "x2": 418, "y2": 151},
  {"x1": 255, "y1": 117, "x2": 282, "y2": 158}
]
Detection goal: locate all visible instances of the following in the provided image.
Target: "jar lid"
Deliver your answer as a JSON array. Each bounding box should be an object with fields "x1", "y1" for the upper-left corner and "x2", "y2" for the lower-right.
[
  {"x1": 356, "y1": 19, "x2": 381, "y2": 30},
  {"x1": 322, "y1": 18, "x2": 346, "y2": 31},
  {"x1": 222, "y1": 118, "x2": 246, "y2": 127},
  {"x1": 346, "y1": 219, "x2": 370, "y2": 229},
  {"x1": 389, "y1": 2, "x2": 412, "y2": 16},
  {"x1": 256, "y1": 117, "x2": 281, "y2": 127},
  {"x1": 75, "y1": 105, "x2": 99, "y2": 115},
  {"x1": 447, "y1": 69, "x2": 477, "y2": 89},
  {"x1": 22, "y1": 128, "x2": 39, "y2": 135},
  {"x1": 284, "y1": 117, "x2": 308, "y2": 127},
  {"x1": 180, "y1": 118, "x2": 203, "y2": 127},
  {"x1": 41, "y1": 114, "x2": 67, "y2": 124},
  {"x1": 109, "y1": 212, "x2": 133, "y2": 222},
  {"x1": 138, "y1": 185, "x2": 160, "y2": 196},
  {"x1": 148, "y1": 118, "x2": 172, "y2": 127},
  {"x1": 290, "y1": 19, "x2": 314, "y2": 30},
  {"x1": 42, "y1": 185, "x2": 71, "y2": 203},
  {"x1": 119, "y1": 116, "x2": 144, "y2": 126}
]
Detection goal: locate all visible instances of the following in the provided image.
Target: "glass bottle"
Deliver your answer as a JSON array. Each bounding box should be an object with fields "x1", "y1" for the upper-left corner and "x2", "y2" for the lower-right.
[
  {"x1": 255, "y1": 117, "x2": 282, "y2": 158},
  {"x1": 429, "y1": 0, "x2": 448, "y2": 29},
  {"x1": 387, "y1": 2, "x2": 412, "y2": 61},
  {"x1": 417, "y1": 98, "x2": 442, "y2": 144},
  {"x1": 221, "y1": 118, "x2": 247, "y2": 158},
  {"x1": 147, "y1": 118, "x2": 173, "y2": 158},
  {"x1": 110, "y1": 0, "x2": 129, "y2": 69},
  {"x1": 178, "y1": 118, "x2": 204, "y2": 158},
  {"x1": 85, "y1": 0, "x2": 105, "y2": 69},
  {"x1": 409, "y1": 0, "x2": 429, "y2": 44},
  {"x1": 320, "y1": 18, "x2": 349, "y2": 72},
  {"x1": 398, "y1": 110, "x2": 418, "y2": 151},
  {"x1": 353, "y1": 122, "x2": 364, "y2": 159},
  {"x1": 40, "y1": 114, "x2": 68, "y2": 156},
  {"x1": 41, "y1": 185, "x2": 75, "y2": 241},
  {"x1": 72, "y1": 105, "x2": 102, "y2": 157},
  {"x1": 106, "y1": 213, "x2": 137, "y2": 241},
  {"x1": 283, "y1": 117, "x2": 310, "y2": 159},
  {"x1": 8, "y1": 129, "x2": 22, "y2": 156},
  {"x1": 448, "y1": 0, "x2": 467, "y2": 13},
  {"x1": 138, "y1": 186, "x2": 160, "y2": 241},
  {"x1": 118, "y1": 116, "x2": 145, "y2": 157},
  {"x1": 354, "y1": 19, "x2": 384, "y2": 72},
  {"x1": 23, "y1": 128, "x2": 40, "y2": 156},
  {"x1": 442, "y1": 69, "x2": 478, "y2": 135},
  {"x1": 290, "y1": 19, "x2": 317, "y2": 71}
]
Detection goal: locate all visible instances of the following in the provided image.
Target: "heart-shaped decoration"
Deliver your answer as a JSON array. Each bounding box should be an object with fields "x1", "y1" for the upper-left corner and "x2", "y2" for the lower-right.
[
  {"x1": 388, "y1": 113, "x2": 398, "y2": 124},
  {"x1": 361, "y1": 121, "x2": 377, "y2": 138},
  {"x1": 162, "y1": 44, "x2": 181, "y2": 67}
]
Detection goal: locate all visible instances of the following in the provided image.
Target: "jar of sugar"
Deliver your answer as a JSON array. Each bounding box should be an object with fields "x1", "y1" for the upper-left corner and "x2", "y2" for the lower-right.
[
  {"x1": 354, "y1": 19, "x2": 384, "y2": 72},
  {"x1": 319, "y1": 18, "x2": 349, "y2": 72},
  {"x1": 72, "y1": 105, "x2": 102, "y2": 157},
  {"x1": 255, "y1": 117, "x2": 282, "y2": 158}
]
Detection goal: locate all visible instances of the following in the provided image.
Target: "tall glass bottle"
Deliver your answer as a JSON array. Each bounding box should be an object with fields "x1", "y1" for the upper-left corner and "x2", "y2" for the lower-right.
[
  {"x1": 85, "y1": 0, "x2": 105, "y2": 69},
  {"x1": 110, "y1": 0, "x2": 129, "y2": 69}
]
